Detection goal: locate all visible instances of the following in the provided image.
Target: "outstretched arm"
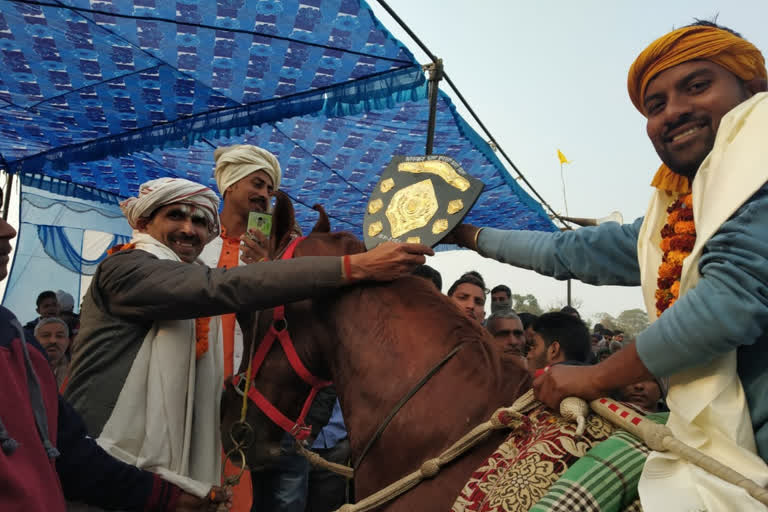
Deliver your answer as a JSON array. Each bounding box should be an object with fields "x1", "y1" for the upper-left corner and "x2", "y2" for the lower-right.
[
  {"x1": 448, "y1": 219, "x2": 643, "y2": 286},
  {"x1": 534, "y1": 186, "x2": 768, "y2": 408},
  {"x1": 95, "y1": 242, "x2": 433, "y2": 322}
]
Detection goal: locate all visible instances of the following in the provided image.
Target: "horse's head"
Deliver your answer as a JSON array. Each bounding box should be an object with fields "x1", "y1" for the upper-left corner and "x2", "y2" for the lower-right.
[{"x1": 220, "y1": 193, "x2": 364, "y2": 469}]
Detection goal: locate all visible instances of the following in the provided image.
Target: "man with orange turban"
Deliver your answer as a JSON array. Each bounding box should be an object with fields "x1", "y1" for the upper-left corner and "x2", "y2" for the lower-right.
[{"x1": 447, "y1": 21, "x2": 768, "y2": 510}]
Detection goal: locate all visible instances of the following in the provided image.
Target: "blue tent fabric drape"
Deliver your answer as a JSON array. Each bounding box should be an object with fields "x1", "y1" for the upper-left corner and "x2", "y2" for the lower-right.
[
  {"x1": 3, "y1": 175, "x2": 132, "y2": 321},
  {"x1": 36, "y1": 225, "x2": 129, "y2": 275},
  {"x1": 1, "y1": 0, "x2": 559, "y2": 318}
]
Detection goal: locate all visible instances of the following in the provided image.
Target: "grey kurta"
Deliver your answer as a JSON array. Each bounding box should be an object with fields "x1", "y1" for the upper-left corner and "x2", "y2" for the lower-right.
[{"x1": 65, "y1": 248, "x2": 344, "y2": 436}]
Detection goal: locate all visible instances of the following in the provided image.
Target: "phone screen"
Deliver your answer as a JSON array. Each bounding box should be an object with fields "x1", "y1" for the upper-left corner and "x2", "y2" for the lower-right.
[{"x1": 247, "y1": 211, "x2": 272, "y2": 237}]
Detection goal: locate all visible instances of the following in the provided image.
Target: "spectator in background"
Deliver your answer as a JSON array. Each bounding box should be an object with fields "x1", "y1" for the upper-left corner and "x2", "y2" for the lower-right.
[
  {"x1": 526, "y1": 312, "x2": 591, "y2": 376},
  {"x1": 486, "y1": 310, "x2": 526, "y2": 364},
  {"x1": 56, "y1": 289, "x2": 80, "y2": 342},
  {"x1": 518, "y1": 312, "x2": 539, "y2": 355},
  {"x1": 306, "y1": 396, "x2": 350, "y2": 512},
  {"x1": 447, "y1": 272, "x2": 487, "y2": 323},
  {"x1": 23, "y1": 290, "x2": 59, "y2": 341},
  {"x1": 412, "y1": 264, "x2": 442, "y2": 292},
  {"x1": 34, "y1": 317, "x2": 70, "y2": 391},
  {"x1": 596, "y1": 347, "x2": 613, "y2": 363},
  {"x1": 616, "y1": 378, "x2": 664, "y2": 413},
  {"x1": 490, "y1": 284, "x2": 512, "y2": 313},
  {"x1": 559, "y1": 305, "x2": 581, "y2": 318}
]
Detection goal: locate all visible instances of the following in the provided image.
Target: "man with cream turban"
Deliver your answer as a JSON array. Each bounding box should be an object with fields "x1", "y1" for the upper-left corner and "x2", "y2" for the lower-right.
[
  {"x1": 201, "y1": 144, "x2": 281, "y2": 380},
  {"x1": 200, "y1": 145, "x2": 283, "y2": 512},
  {"x1": 446, "y1": 21, "x2": 768, "y2": 510},
  {"x1": 66, "y1": 177, "x2": 433, "y2": 505}
]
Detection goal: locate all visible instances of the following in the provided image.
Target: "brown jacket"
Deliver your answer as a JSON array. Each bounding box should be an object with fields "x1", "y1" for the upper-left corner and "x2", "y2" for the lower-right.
[{"x1": 65, "y1": 248, "x2": 344, "y2": 436}]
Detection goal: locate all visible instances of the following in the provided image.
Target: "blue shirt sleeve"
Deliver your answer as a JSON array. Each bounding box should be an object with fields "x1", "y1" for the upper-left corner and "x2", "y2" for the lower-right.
[
  {"x1": 637, "y1": 186, "x2": 768, "y2": 376},
  {"x1": 477, "y1": 218, "x2": 643, "y2": 286}
]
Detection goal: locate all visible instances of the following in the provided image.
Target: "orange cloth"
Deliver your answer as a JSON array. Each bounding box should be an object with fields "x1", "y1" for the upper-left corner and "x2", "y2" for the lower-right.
[
  {"x1": 217, "y1": 226, "x2": 253, "y2": 512},
  {"x1": 627, "y1": 25, "x2": 767, "y2": 194},
  {"x1": 217, "y1": 227, "x2": 241, "y2": 378},
  {"x1": 650, "y1": 165, "x2": 691, "y2": 194},
  {"x1": 222, "y1": 452, "x2": 253, "y2": 512},
  {"x1": 628, "y1": 25, "x2": 767, "y2": 114}
]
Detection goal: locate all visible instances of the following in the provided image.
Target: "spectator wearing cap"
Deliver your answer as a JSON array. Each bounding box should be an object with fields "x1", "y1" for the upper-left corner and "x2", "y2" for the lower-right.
[{"x1": 56, "y1": 289, "x2": 80, "y2": 343}]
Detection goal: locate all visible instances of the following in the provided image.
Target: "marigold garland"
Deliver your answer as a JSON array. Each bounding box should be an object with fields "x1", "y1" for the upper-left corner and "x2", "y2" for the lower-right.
[
  {"x1": 195, "y1": 317, "x2": 211, "y2": 359},
  {"x1": 106, "y1": 241, "x2": 211, "y2": 359},
  {"x1": 656, "y1": 193, "x2": 695, "y2": 316}
]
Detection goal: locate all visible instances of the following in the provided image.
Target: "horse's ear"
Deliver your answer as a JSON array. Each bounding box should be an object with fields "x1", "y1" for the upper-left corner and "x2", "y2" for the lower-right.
[
  {"x1": 310, "y1": 204, "x2": 331, "y2": 233},
  {"x1": 270, "y1": 191, "x2": 296, "y2": 257}
]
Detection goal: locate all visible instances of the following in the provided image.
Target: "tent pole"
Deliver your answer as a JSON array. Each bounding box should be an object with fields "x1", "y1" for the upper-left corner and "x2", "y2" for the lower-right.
[
  {"x1": 2, "y1": 173, "x2": 12, "y2": 221},
  {"x1": 424, "y1": 59, "x2": 443, "y2": 155}
]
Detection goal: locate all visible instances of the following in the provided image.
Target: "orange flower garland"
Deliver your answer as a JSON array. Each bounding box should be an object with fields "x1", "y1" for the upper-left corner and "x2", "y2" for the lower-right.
[
  {"x1": 656, "y1": 193, "x2": 695, "y2": 316},
  {"x1": 107, "y1": 241, "x2": 211, "y2": 359},
  {"x1": 195, "y1": 317, "x2": 211, "y2": 359}
]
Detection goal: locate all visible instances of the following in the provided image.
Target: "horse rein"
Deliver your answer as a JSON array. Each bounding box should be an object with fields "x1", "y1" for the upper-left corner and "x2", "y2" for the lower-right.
[
  {"x1": 224, "y1": 235, "x2": 468, "y2": 486},
  {"x1": 352, "y1": 342, "x2": 466, "y2": 472},
  {"x1": 224, "y1": 235, "x2": 332, "y2": 485}
]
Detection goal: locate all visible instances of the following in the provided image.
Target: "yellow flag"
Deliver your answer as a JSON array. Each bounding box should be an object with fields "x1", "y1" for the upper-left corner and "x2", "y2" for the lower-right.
[{"x1": 557, "y1": 149, "x2": 571, "y2": 165}]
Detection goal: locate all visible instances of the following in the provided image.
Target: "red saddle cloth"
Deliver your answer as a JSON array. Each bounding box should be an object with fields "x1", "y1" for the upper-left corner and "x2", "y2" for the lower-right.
[{"x1": 451, "y1": 404, "x2": 615, "y2": 512}]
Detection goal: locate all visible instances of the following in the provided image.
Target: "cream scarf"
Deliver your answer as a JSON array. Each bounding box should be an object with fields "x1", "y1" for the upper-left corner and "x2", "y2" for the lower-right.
[
  {"x1": 96, "y1": 233, "x2": 223, "y2": 498},
  {"x1": 637, "y1": 92, "x2": 768, "y2": 510}
]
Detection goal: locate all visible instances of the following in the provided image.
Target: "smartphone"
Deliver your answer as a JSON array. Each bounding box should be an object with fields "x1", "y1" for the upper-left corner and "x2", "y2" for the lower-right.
[{"x1": 247, "y1": 211, "x2": 272, "y2": 238}]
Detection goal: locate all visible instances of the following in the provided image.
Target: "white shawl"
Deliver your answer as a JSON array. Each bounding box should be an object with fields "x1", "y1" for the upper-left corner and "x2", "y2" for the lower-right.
[
  {"x1": 96, "y1": 233, "x2": 223, "y2": 498},
  {"x1": 637, "y1": 92, "x2": 768, "y2": 510}
]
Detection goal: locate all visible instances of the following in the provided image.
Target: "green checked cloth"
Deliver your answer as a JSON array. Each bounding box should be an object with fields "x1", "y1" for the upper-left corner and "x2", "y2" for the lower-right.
[{"x1": 530, "y1": 412, "x2": 669, "y2": 512}]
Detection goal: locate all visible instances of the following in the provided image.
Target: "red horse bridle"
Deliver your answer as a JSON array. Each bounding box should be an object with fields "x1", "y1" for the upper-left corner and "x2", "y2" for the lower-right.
[{"x1": 231, "y1": 236, "x2": 332, "y2": 441}]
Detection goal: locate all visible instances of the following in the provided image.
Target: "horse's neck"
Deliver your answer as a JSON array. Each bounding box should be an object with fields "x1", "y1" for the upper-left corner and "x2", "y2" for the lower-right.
[{"x1": 326, "y1": 286, "x2": 529, "y2": 473}]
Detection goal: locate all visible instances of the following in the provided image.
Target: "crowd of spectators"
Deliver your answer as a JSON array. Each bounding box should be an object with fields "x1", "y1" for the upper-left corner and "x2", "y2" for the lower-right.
[{"x1": 430, "y1": 267, "x2": 666, "y2": 415}]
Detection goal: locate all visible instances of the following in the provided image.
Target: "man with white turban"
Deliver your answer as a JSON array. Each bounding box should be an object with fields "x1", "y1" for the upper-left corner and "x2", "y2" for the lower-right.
[
  {"x1": 447, "y1": 20, "x2": 768, "y2": 510},
  {"x1": 66, "y1": 177, "x2": 432, "y2": 506},
  {"x1": 200, "y1": 144, "x2": 295, "y2": 512},
  {"x1": 202, "y1": 144, "x2": 281, "y2": 378}
]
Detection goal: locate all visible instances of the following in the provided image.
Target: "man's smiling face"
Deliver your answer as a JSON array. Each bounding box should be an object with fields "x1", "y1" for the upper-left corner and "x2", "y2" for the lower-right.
[
  {"x1": 139, "y1": 203, "x2": 212, "y2": 263},
  {"x1": 644, "y1": 60, "x2": 752, "y2": 178},
  {"x1": 225, "y1": 170, "x2": 274, "y2": 214}
]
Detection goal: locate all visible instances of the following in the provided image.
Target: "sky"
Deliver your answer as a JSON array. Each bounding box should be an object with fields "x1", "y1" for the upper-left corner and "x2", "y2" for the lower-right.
[{"x1": 367, "y1": 0, "x2": 768, "y2": 321}]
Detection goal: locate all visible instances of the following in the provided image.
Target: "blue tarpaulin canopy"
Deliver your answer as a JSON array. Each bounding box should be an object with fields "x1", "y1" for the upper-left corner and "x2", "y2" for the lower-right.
[{"x1": 0, "y1": 0, "x2": 556, "y2": 320}]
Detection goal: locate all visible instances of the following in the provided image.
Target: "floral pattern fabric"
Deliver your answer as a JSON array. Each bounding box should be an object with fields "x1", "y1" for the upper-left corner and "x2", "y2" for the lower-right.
[{"x1": 452, "y1": 405, "x2": 615, "y2": 512}]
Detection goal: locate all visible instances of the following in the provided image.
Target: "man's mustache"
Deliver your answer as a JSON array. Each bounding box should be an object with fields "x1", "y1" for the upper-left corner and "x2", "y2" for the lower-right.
[
  {"x1": 663, "y1": 112, "x2": 707, "y2": 138},
  {"x1": 250, "y1": 197, "x2": 267, "y2": 209},
  {"x1": 169, "y1": 234, "x2": 201, "y2": 244}
]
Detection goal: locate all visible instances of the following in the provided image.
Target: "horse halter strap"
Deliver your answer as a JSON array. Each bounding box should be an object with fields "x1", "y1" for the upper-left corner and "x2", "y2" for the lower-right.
[{"x1": 233, "y1": 235, "x2": 332, "y2": 440}]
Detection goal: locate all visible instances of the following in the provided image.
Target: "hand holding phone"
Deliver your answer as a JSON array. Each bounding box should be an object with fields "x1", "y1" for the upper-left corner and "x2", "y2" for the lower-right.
[{"x1": 247, "y1": 211, "x2": 271, "y2": 238}]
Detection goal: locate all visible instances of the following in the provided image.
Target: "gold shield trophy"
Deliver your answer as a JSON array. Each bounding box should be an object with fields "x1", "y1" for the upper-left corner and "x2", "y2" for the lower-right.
[{"x1": 363, "y1": 155, "x2": 484, "y2": 249}]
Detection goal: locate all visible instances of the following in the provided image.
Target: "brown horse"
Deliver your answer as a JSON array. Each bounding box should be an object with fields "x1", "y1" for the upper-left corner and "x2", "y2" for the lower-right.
[{"x1": 221, "y1": 197, "x2": 532, "y2": 511}]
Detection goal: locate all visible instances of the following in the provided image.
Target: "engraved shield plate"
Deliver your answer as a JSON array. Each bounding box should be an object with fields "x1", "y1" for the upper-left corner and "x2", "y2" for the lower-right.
[{"x1": 364, "y1": 155, "x2": 484, "y2": 249}]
